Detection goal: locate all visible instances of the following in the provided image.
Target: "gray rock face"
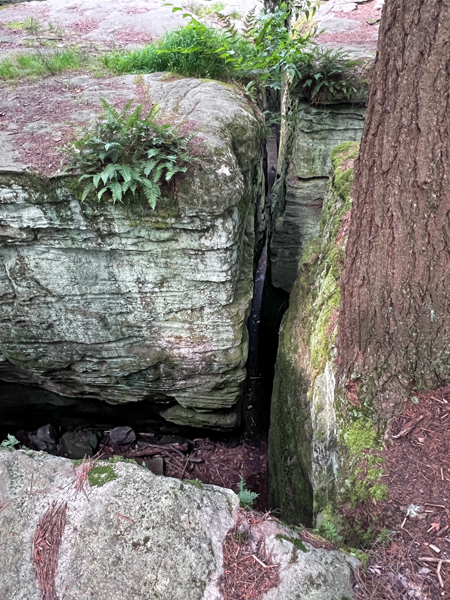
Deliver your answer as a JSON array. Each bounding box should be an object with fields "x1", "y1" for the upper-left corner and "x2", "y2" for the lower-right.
[
  {"x1": 270, "y1": 100, "x2": 365, "y2": 292},
  {"x1": 0, "y1": 74, "x2": 265, "y2": 429},
  {"x1": 0, "y1": 448, "x2": 357, "y2": 599}
]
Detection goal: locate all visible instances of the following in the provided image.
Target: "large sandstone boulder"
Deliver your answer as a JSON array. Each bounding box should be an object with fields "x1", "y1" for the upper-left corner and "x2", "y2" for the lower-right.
[
  {"x1": 0, "y1": 447, "x2": 358, "y2": 599},
  {"x1": 0, "y1": 74, "x2": 265, "y2": 429}
]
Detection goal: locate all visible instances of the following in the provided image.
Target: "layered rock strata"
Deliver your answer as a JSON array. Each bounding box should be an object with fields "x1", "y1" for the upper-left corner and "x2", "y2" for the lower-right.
[
  {"x1": 269, "y1": 143, "x2": 357, "y2": 522},
  {"x1": 270, "y1": 100, "x2": 366, "y2": 293},
  {"x1": 0, "y1": 74, "x2": 265, "y2": 429}
]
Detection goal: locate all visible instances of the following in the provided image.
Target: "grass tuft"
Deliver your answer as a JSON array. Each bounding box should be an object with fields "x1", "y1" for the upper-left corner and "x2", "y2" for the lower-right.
[
  {"x1": 106, "y1": 24, "x2": 251, "y2": 80},
  {"x1": 0, "y1": 47, "x2": 88, "y2": 79}
]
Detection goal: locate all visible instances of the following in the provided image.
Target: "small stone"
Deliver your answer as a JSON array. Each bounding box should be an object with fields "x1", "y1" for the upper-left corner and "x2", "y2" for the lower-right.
[
  {"x1": 145, "y1": 457, "x2": 165, "y2": 476},
  {"x1": 29, "y1": 434, "x2": 56, "y2": 453},
  {"x1": 109, "y1": 426, "x2": 136, "y2": 446},
  {"x1": 158, "y1": 435, "x2": 186, "y2": 446},
  {"x1": 60, "y1": 431, "x2": 98, "y2": 459},
  {"x1": 36, "y1": 423, "x2": 58, "y2": 445},
  {"x1": 340, "y1": 3, "x2": 358, "y2": 12}
]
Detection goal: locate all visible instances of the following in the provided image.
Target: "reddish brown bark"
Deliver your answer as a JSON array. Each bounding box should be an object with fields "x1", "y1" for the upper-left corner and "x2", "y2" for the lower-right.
[{"x1": 338, "y1": 0, "x2": 450, "y2": 409}]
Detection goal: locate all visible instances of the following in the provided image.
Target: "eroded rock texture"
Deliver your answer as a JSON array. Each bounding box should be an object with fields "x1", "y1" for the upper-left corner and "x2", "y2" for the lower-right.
[
  {"x1": 0, "y1": 448, "x2": 357, "y2": 600},
  {"x1": 0, "y1": 74, "x2": 265, "y2": 429},
  {"x1": 270, "y1": 100, "x2": 365, "y2": 293},
  {"x1": 269, "y1": 145, "x2": 357, "y2": 522}
]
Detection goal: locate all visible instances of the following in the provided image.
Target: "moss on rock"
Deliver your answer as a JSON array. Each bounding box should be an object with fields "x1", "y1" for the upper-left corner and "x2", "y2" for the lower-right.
[
  {"x1": 269, "y1": 142, "x2": 359, "y2": 524},
  {"x1": 88, "y1": 464, "x2": 118, "y2": 487}
]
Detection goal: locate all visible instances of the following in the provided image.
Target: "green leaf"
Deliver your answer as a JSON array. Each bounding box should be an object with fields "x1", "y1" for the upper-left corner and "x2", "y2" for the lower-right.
[{"x1": 97, "y1": 186, "x2": 109, "y2": 201}]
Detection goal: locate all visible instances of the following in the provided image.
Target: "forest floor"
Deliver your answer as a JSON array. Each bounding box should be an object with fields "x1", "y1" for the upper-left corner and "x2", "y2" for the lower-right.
[{"x1": 350, "y1": 385, "x2": 450, "y2": 599}]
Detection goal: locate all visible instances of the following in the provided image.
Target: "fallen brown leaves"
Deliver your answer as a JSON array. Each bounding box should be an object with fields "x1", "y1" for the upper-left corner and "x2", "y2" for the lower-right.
[
  {"x1": 219, "y1": 510, "x2": 280, "y2": 600},
  {"x1": 353, "y1": 384, "x2": 450, "y2": 599},
  {"x1": 33, "y1": 502, "x2": 68, "y2": 600}
]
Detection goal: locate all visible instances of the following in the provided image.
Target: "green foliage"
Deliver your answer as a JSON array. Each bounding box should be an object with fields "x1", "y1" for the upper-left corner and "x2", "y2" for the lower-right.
[
  {"x1": 214, "y1": 2, "x2": 318, "y2": 91},
  {"x1": 185, "y1": 1, "x2": 225, "y2": 18},
  {"x1": 236, "y1": 477, "x2": 259, "y2": 508},
  {"x1": 349, "y1": 548, "x2": 369, "y2": 569},
  {"x1": 233, "y1": 531, "x2": 248, "y2": 545},
  {"x1": 313, "y1": 521, "x2": 343, "y2": 544},
  {"x1": 107, "y1": 22, "x2": 251, "y2": 80},
  {"x1": 1, "y1": 434, "x2": 20, "y2": 448},
  {"x1": 106, "y1": 1, "x2": 359, "y2": 99},
  {"x1": 292, "y1": 47, "x2": 362, "y2": 102},
  {"x1": 375, "y1": 527, "x2": 395, "y2": 545},
  {"x1": 185, "y1": 478, "x2": 204, "y2": 488},
  {"x1": 65, "y1": 99, "x2": 194, "y2": 208},
  {"x1": 0, "y1": 47, "x2": 88, "y2": 80},
  {"x1": 88, "y1": 465, "x2": 118, "y2": 487}
]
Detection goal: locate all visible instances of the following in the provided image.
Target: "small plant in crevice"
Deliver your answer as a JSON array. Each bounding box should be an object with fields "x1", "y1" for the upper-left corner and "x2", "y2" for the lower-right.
[
  {"x1": 291, "y1": 46, "x2": 367, "y2": 103},
  {"x1": 64, "y1": 98, "x2": 195, "y2": 208},
  {"x1": 1, "y1": 434, "x2": 20, "y2": 449},
  {"x1": 236, "y1": 477, "x2": 259, "y2": 508},
  {"x1": 185, "y1": 478, "x2": 204, "y2": 489},
  {"x1": 312, "y1": 520, "x2": 343, "y2": 544}
]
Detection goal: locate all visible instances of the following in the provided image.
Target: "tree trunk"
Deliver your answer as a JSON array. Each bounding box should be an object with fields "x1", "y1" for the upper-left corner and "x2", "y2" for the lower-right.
[{"x1": 338, "y1": 0, "x2": 450, "y2": 412}]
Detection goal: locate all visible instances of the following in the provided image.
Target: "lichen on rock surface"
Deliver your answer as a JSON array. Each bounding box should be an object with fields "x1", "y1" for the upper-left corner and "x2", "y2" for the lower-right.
[
  {"x1": 0, "y1": 74, "x2": 265, "y2": 429},
  {"x1": 0, "y1": 448, "x2": 358, "y2": 600},
  {"x1": 269, "y1": 142, "x2": 359, "y2": 523}
]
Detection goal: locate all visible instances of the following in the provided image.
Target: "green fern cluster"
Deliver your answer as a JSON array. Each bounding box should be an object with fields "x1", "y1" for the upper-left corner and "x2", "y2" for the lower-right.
[
  {"x1": 237, "y1": 477, "x2": 259, "y2": 508},
  {"x1": 66, "y1": 98, "x2": 194, "y2": 208}
]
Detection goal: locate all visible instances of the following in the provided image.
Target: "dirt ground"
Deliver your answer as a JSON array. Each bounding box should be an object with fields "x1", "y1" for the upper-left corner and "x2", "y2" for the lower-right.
[{"x1": 351, "y1": 385, "x2": 450, "y2": 599}]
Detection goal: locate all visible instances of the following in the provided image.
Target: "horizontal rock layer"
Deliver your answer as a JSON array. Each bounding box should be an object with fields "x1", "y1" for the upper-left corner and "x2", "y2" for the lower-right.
[
  {"x1": 0, "y1": 74, "x2": 265, "y2": 429},
  {"x1": 270, "y1": 100, "x2": 365, "y2": 292}
]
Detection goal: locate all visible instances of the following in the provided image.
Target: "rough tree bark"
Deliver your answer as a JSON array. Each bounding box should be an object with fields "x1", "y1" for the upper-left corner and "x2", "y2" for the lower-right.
[{"x1": 338, "y1": 0, "x2": 450, "y2": 413}]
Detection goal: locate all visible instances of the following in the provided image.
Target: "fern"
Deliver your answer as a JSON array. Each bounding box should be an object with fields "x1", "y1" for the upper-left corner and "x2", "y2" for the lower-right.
[
  {"x1": 65, "y1": 99, "x2": 195, "y2": 208},
  {"x1": 237, "y1": 477, "x2": 259, "y2": 508},
  {"x1": 313, "y1": 521, "x2": 343, "y2": 544}
]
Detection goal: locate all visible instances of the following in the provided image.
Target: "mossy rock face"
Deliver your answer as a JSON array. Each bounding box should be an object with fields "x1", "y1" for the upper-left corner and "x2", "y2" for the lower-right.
[
  {"x1": 0, "y1": 74, "x2": 265, "y2": 430},
  {"x1": 269, "y1": 142, "x2": 359, "y2": 523}
]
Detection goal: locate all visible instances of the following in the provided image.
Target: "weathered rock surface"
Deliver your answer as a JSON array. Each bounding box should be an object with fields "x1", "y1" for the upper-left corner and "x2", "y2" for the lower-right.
[
  {"x1": 269, "y1": 144, "x2": 357, "y2": 521},
  {"x1": 0, "y1": 74, "x2": 265, "y2": 429},
  {"x1": 270, "y1": 100, "x2": 365, "y2": 293},
  {"x1": 0, "y1": 0, "x2": 262, "y2": 55},
  {"x1": 0, "y1": 448, "x2": 358, "y2": 599}
]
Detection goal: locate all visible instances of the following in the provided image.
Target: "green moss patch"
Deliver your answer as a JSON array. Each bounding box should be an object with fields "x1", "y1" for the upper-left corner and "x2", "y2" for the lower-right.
[
  {"x1": 184, "y1": 478, "x2": 204, "y2": 489},
  {"x1": 88, "y1": 465, "x2": 118, "y2": 487},
  {"x1": 275, "y1": 534, "x2": 308, "y2": 552},
  {"x1": 340, "y1": 421, "x2": 387, "y2": 508},
  {"x1": 299, "y1": 142, "x2": 357, "y2": 383}
]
